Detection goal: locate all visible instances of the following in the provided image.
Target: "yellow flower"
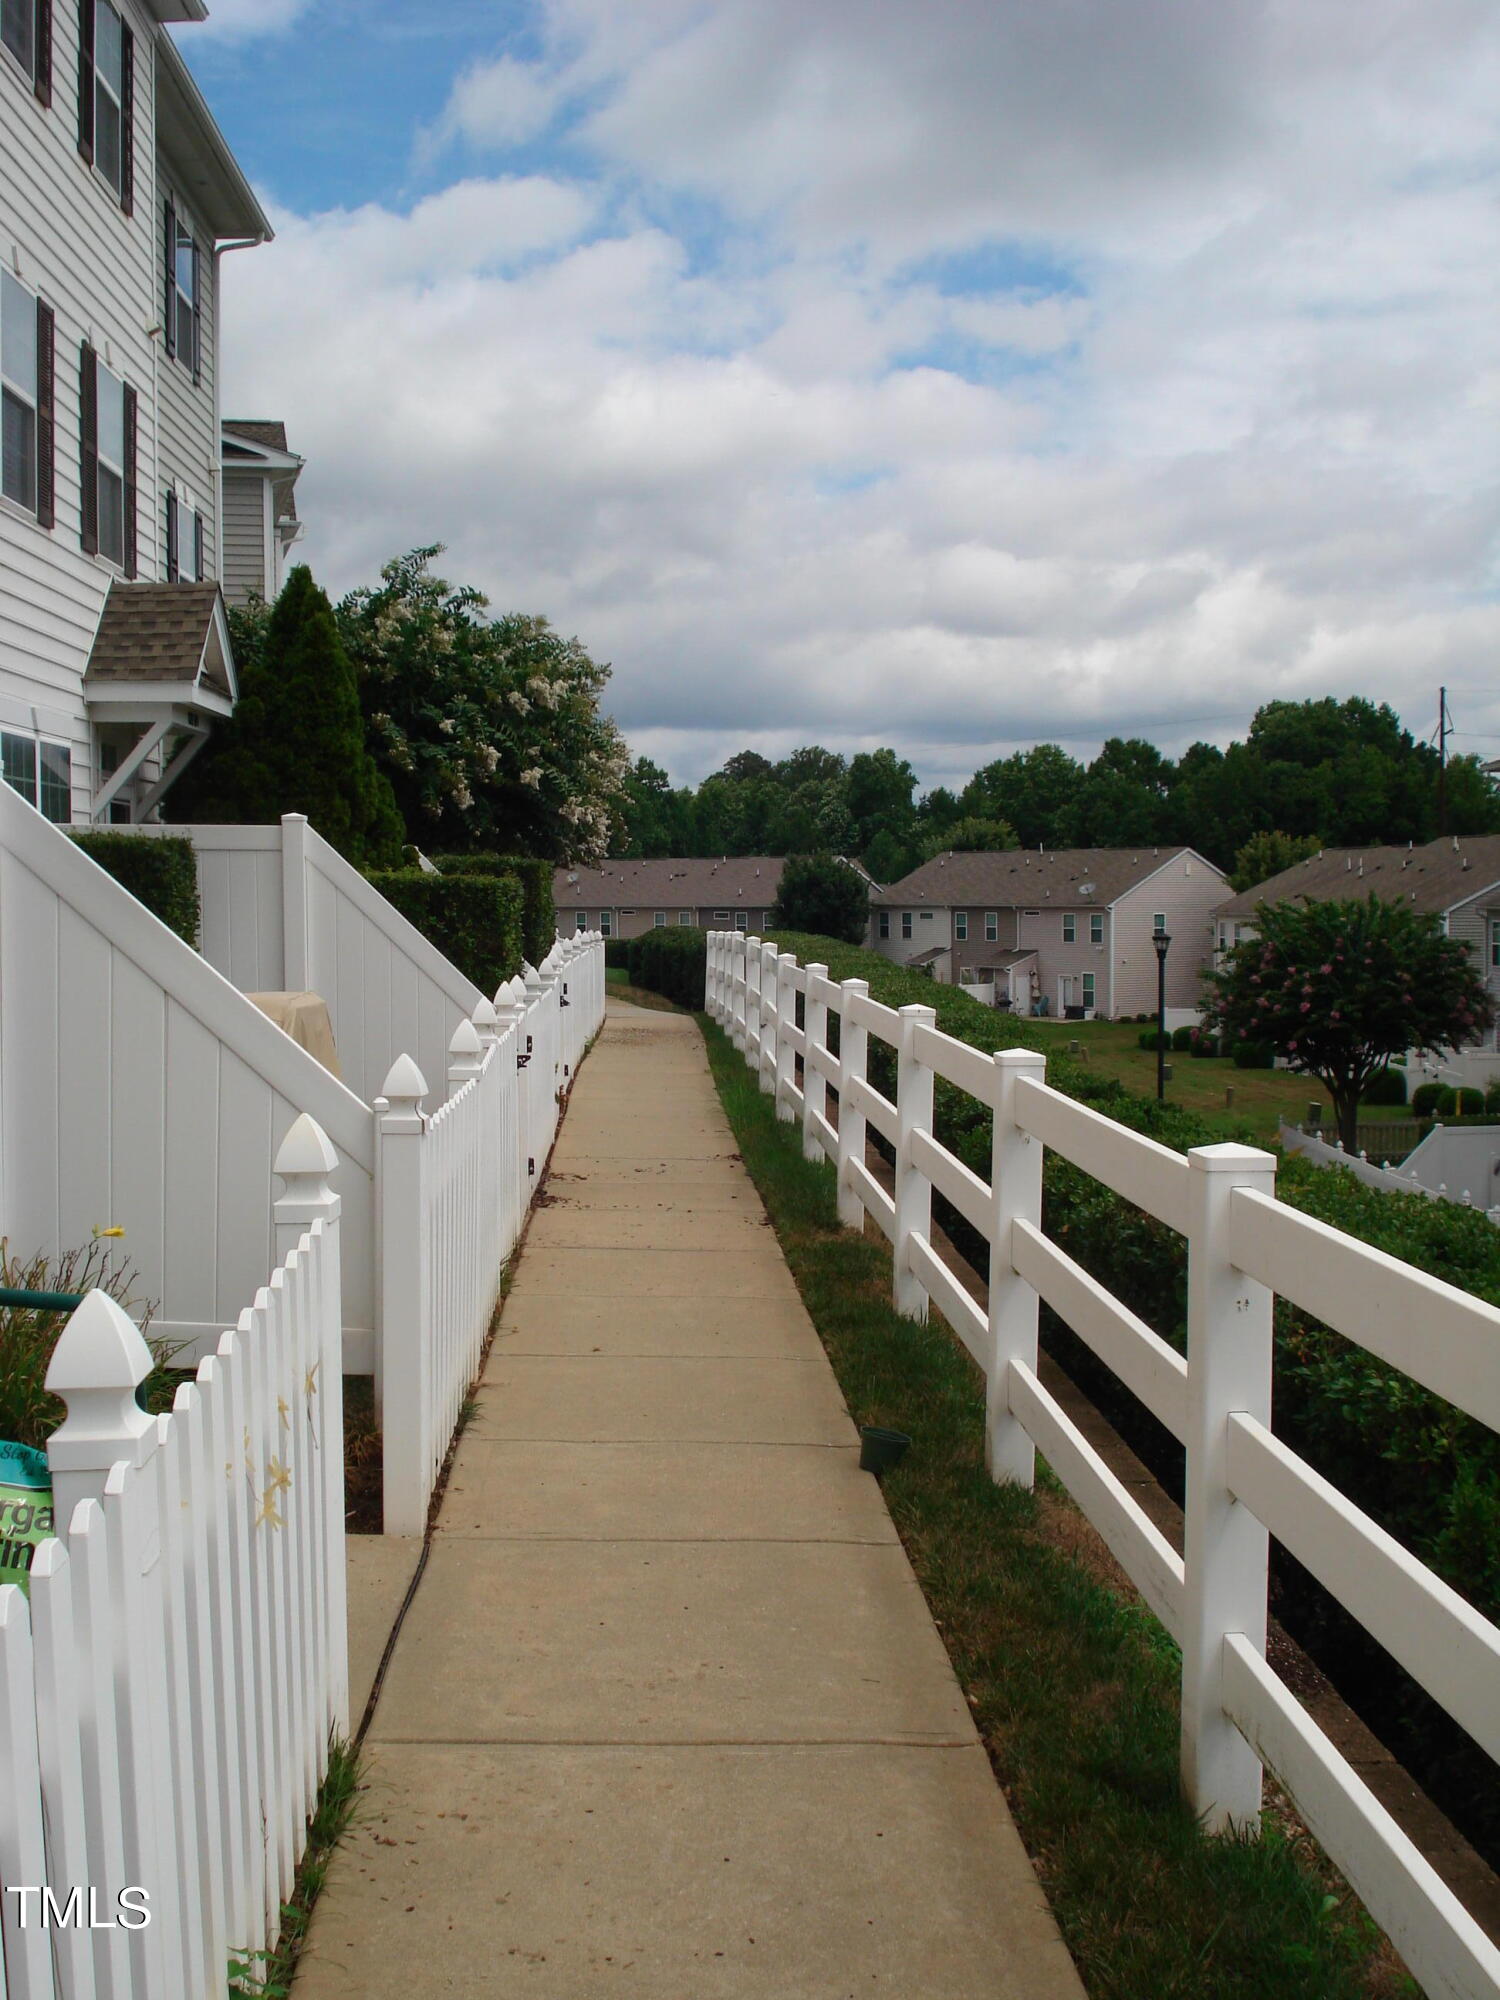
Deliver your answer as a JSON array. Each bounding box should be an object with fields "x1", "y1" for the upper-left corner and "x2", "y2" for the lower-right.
[{"x1": 92, "y1": 1226, "x2": 126, "y2": 1239}]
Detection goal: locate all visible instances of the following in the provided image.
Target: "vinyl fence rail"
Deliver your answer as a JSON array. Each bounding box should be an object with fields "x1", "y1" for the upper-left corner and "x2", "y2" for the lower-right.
[
  {"x1": 706, "y1": 930, "x2": 1500, "y2": 2000},
  {"x1": 0, "y1": 1113, "x2": 348, "y2": 2000},
  {"x1": 376, "y1": 932, "x2": 604, "y2": 1532}
]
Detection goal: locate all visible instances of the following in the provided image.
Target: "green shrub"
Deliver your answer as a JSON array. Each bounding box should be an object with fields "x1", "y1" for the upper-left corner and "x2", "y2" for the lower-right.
[
  {"x1": 1137, "y1": 1028, "x2": 1168, "y2": 1051},
  {"x1": 1188, "y1": 1028, "x2": 1218, "y2": 1058},
  {"x1": 1411, "y1": 1081, "x2": 1445, "y2": 1118},
  {"x1": 1486, "y1": 1078, "x2": 1500, "y2": 1115},
  {"x1": 1360, "y1": 1067, "x2": 1407, "y2": 1107},
  {"x1": 365, "y1": 870, "x2": 523, "y2": 991},
  {"x1": 69, "y1": 831, "x2": 200, "y2": 948},
  {"x1": 1454, "y1": 1086, "x2": 1485, "y2": 1116},
  {"x1": 604, "y1": 937, "x2": 631, "y2": 969},
  {"x1": 1171, "y1": 1025, "x2": 1195, "y2": 1051},
  {"x1": 432, "y1": 854, "x2": 556, "y2": 966},
  {"x1": 1231, "y1": 1039, "x2": 1276, "y2": 1069},
  {"x1": 625, "y1": 927, "x2": 707, "y2": 1007}
]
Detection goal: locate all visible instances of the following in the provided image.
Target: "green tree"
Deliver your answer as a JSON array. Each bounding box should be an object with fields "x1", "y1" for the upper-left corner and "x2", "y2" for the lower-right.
[
  {"x1": 846, "y1": 749, "x2": 918, "y2": 861},
  {"x1": 169, "y1": 566, "x2": 405, "y2": 867},
  {"x1": 770, "y1": 853, "x2": 871, "y2": 944},
  {"x1": 339, "y1": 548, "x2": 628, "y2": 863},
  {"x1": 1229, "y1": 830, "x2": 1323, "y2": 894},
  {"x1": 1063, "y1": 737, "x2": 1176, "y2": 847},
  {"x1": 961, "y1": 745, "x2": 1084, "y2": 850},
  {"x1": 1204, "y1": 895, "x2": 1494, "y2": 1150},
  {"x1": 862, "y1": 825, "x2": 919, "y2": 885},
  {"x1": 918, "y1": 814, "x2": 1017, "y2": 861},
  {"x1": 615, "y1": 757, "x2": 695, "y2": 857}
]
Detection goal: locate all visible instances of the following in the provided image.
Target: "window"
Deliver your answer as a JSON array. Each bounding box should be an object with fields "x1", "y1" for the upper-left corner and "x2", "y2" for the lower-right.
[
  {"x1": 1089, "y1": 913, "x2": 1104, "y2": 945},
  {"x1": 80, "y1": 0, "x2": 134, "y2": 212},
  {"x1": 80, "y1": 344, "x2": 135, "y2": 572},
  {"x1": 713, "y1": 908, "x2": 730, "y2": 923},
  {"x1": 985, "y1": 912, "x2": 998, "y2": 943},
  {"x1": 165, "y1": 203, "x2": 200, "y2": 377},
  {"x1": 1082, "y1": 973, "x2": 1095, "y2": 1010},
  {"x1": 574, "y1": 909, "x2": 586, "y2": 930},
  {"x1": 97, "y1": 737, "x2": 130, "y2": 820},
  {"x1": 2, "y1": 269, "x2": 52, "y2": 520},
  {"x1": 165, "y1": 487, "x2": 201, "y2": 581},
  {"x1": 678, "y1": 909, "x2": 691, "y2": 924},
  {"x1": 2, "y1": 731, "x2": 70, "y2": 822},
  {"x1": 878, "y1": 910, "x2": 890, "y2": 939},
  {"x1": 1153, "y1": 912, "x2": 1167, "y2": 936},
  {"x1": 653, "y1": 911, "x2": 666, "y2": 928},
  {"x1": 954, "y1": 911, "x2": 968, "y2": 941},
  {"x1": 901, "y1": 911, "x2": 913, "y2": 940},
  {"x1": 2, "y1": 0, "x2": 49, "y2": 99},
  {"x1": 599, "y1": 911, "x2": 613, "y2": 936},
  {"x1": 1490, "y1": 918, "x2": 1500, "y2": 969},
  {"x1": 1062, "y1": 914, "x2": 1076, "y2": 943},
  {"x1": 733, "y1": 911, "x2": 747, "y2": 931}
]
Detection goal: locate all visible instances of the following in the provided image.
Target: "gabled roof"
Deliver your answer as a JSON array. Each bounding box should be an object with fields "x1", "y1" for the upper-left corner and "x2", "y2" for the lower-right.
[
  {"x1": 156, "y1": 33, "x2": 270, "y2": 242},
  {"x1": 555, "y1": 857, "x2": 787, "y2": 906},
  {"x1": 84, "y1": 583, "x2": 236, "y2": 706},
  {"x1": 873, "y1": 847, "x2": 1222, "y2": 910},
  {"x1": 223, "y1": 419, "x2": 291, "y2": 455},
  {"x1": 1216, "y1": 837, "x2": 1500, "y2": 920}
]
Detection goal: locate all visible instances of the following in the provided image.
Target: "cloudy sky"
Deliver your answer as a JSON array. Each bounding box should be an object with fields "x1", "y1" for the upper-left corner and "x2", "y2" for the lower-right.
[{"x1": 180, "y1": 0, "x2": 1500, "y2": 791}]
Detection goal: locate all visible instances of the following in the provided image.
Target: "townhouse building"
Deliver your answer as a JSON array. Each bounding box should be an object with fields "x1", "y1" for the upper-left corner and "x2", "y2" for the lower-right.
[
  {"x1": 1, "y1": 0, "x2": 268, "y2": 825},
  {"x1": 869, "y1": 847, "x2": 1228, "y2": 1019},
  {"x1": 220, "y1": 415, "x2": 302, "y2": 606},
  {"x1": 554, "y1": 857, "x2": 787, "y2": 939}
]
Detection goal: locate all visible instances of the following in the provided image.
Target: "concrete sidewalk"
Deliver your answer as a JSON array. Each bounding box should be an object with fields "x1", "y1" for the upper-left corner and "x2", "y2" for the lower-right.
[{"x1": 296, "y1": 1003, "x2": 1085, "y2": 1998}]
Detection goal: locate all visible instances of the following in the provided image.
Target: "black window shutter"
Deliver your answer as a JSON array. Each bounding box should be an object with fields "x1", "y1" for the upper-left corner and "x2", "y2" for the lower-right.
[
  {"x1": 190, "y1": 240, "x2": 202, "y2": 381},
  {"x1": 163, "y1": 199, "x2": 177, "y2": 361},
  {"x1": 79, "y1": 342, "x2": 98, "y2": 554},
  {"x1": 35, "y1": 300, "x2": 55, "y2": 530},
  {"x1": 193, "y1": 509, "x2": 205, "y2": 581},
  {"x1": 118, "y1": 24, "x2": 134, "y2": 215},
  {"x1": 76, "y1": 0, "x2": 93, "y2": 165},
  {"x1": 35, "y1": 0, "x2": 52, "y2": 107},
  {"x1": 165, "y1": 489, "x2": 178, "y2": 582},
  {"x1": 122, "y1": 381, "x2": 137, "y2": 577}
]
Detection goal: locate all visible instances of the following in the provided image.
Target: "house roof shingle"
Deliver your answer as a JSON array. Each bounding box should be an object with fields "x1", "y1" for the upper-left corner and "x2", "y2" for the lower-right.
[
  {"x1": 873, "y1": 847, "x2": 1219, "y2": 910},
  {"x1": 1216, "y1": 837, "x2": 1500, "y2": 920},
  {"x1": 223, "y1": 419, "x2": 289, "y2": 453},
  {"x1": 85, "y1": 583, "x2": 232, "y2": 697},
  {"x1": 554, "y1": 857, "x2": 787, "y2": 908}
]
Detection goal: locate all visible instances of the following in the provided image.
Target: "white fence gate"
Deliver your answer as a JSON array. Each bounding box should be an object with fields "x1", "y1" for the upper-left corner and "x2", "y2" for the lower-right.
[
  {"x1": 707, "y1": 930, "x2": 1500, "y2": 2000},
  {"x1": 0, "y1": 1116, "x2": 348, "y2": 2000}
]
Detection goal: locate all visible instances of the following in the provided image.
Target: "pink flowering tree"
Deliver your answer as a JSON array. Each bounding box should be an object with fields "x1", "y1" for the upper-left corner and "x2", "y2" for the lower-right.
[{"x1": 1203, "y1": 893, "x2": 1494, "y2": 1151}]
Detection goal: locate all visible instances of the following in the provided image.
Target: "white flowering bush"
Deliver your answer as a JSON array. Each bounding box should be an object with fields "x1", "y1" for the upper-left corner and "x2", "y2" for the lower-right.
[{"x1": 339, "y1": 547, "x2": 629, "y2": 863}]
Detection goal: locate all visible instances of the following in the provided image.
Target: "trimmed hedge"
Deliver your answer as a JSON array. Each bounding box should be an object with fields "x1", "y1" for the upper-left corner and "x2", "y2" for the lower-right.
[
  {"x1": 604, "y1": 937, "x2": 631, "y2": 969},
  {"x1": 625, "y1": 927, "x2": 707, "y2": 1008},
  {"x1": 1361, "y1": 1067, "x2": 1407, "y2": 1107},
  {"x1": 432, "y1": 854, "x2": 556, "y2": 967},
  {"x1": 365, "y1": 870, "x2": 523, "y2": 991},
  {"x1": 69, "y1": 831, "x2": 200, "y2": 948},
  {"x1": 707, "y1": 927, "x2": 1500, "y2": 1861}
]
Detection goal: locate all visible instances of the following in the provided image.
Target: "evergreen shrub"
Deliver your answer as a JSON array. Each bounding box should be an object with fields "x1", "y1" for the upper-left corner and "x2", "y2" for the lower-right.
[
  {"x1": 1171, "y1": 1025, "x2": 1195, "y2": 1051},
  {"x1": 1231, "y1": 1039, "x2": 1276, "y2": 1069},
  {"x1": 1137, "y1": 1028, "x2": 1168, "y2": 1051},
  {"x1": 1360, "y1": 1067, "x2": 1407, "y2": 1107},
  {"x1": 625, "y1": 927, "x2": 706, "y2": 1007},
  {"x1": 365, "y1": 871, "x2": 523, "y2": 991},
  {"x1": 432, "y1": 854, "x2": 556, "y2": 966},
  {"x1": 1411, "y1": 1082, "x2": 1445, "y2": 1118},
  {"x1": 70, "y1": 831, "x2": 200, "y2": 947}
]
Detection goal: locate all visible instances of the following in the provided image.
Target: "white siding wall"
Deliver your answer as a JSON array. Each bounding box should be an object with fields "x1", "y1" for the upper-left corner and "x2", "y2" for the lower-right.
[
  {"x1": 221, "y1": 470, "x2": 268, "y2": 603},
  {"x1": 1113, "y1": 854, "x2": 1229, "y2": 1016},
  {"x1": 156, "y1": 165, "x2": 219, "y2": 580}
]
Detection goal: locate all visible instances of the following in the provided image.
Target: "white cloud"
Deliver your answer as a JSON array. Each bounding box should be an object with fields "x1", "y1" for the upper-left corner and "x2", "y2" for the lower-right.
[{"x1": 220, "y1": 1, "x2": 1500, "y2": 787}]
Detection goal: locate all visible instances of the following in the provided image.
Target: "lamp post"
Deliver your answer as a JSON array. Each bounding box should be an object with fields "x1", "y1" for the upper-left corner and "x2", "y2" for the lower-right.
[{"x1": 1153, "y1": 930, "x2": 1172, "y2": 1100}]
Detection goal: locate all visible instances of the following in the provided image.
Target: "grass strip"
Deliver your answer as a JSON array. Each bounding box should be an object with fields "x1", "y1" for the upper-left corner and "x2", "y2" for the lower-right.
[
  {"x1": 228, "y1": 1735, "x2": 362, "y2": 1996},
  {"x1": 699, "y1": 1013, "x2": 1415, "y2": 2000}
]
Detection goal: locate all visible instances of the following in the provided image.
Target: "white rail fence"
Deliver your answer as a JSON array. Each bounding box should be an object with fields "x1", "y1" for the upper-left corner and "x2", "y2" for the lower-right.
[
  {"x1": 0, "y1": 1116, "x2": 348, "y2": 2000},
  {"x1": 707, "y1": 930, "x2": 1500, "y2": 2000}
]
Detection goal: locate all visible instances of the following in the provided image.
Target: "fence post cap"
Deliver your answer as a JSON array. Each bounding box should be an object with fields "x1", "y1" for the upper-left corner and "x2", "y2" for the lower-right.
[
  {"x1": 898, "y1": 1002, "x2": 937, "y2": 1022},
  {"x1": 1187, "y1": 1140, "x2": 1277, "y2": 1175},
  {"x1": 471, "y1": 996, "x2": 499, "y2": 1039},
  {"x1": 992, "y1": 1045, "x2": 1047, "y2": 1071},
  {"x1": 806, "y1": 961, "x2": 829, "y2": 977},
  {"x1": 45, "y1": 1289, "x2": 153, "y2": 1396},
  {"x1": 840, "y1": 975, "x2": 869, "y2": 993},
  {"x1": 281, "y1": 812, "x2": 310, "y2": 827},
  {"x1": 380, "y1": 1052, "x2": 429, "y2": 1106},
  {"x1": 449, "y1": 1017, "x2": 483, "y2": 1058},
  {"x1": 274, "y1": 1111, "x2": 338, "y2": 1181}
]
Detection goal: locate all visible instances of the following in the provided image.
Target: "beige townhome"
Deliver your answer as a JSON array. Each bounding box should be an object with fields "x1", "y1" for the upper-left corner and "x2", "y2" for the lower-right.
[
  {"x1": 1216, "y1": 836, "x2": 1500, "y2": 1065},
  {"x1": 0, "y1": 0, "x2": 268, "y2": 825},
  {"x1": 220, "y1": 417, "x2": 304, "y2": 606},
  {"x1": 554, "y1": 857, "x2": 786, "y2": 940},
  {"x1": 869, "y1": 847, "x2": 1228, "y2": 1020}
]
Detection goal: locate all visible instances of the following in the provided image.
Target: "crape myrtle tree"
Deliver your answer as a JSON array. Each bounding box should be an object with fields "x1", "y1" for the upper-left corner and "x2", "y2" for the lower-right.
[
  {"x1": 339, "y1": 548, "x2": 629, "y2": 864},
  {"x1": 770, "y1": 853, "x2": 871, "y2": 945},
  {"x1": 1204, "y1": 894, "x2": 1495, "y2": 1151}
]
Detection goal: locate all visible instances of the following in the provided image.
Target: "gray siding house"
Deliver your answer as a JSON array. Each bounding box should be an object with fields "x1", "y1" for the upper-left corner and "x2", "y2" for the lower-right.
[
  {"x1": 554, "y1": 858, "x2": 786, "y2": 940},
  {"x1": 221, "y1": 418, "x2": 304, "y2": 606},
  {"x1": 870, "y1": 847, "x2": 1228, "y2": 1019},
  {"x1": 0, "y1": 0, "x2": 268, "y2": 825}
]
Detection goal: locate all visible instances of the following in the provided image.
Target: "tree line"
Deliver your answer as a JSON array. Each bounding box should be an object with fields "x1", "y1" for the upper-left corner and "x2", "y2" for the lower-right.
[{"x1": 616, "y1": 700, "x2": 1500, "y2": 887}]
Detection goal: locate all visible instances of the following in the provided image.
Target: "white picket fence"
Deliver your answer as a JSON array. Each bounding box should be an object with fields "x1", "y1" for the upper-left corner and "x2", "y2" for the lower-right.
[
  {"x1": 707, "y1": 930, "x2": 1500, "y2": 2000},
  {"x1": 374, "y1": 933, "x2": 603, "y2": 1533},
  {"x1": 0, "y1": 1115, "x2": 348, "y2": 2000}
]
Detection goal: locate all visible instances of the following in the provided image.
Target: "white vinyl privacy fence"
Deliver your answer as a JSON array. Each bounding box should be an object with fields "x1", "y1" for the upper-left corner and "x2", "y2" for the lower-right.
[
  {"x1": 0, "y1": 1116, "x2": 347, "y2": 2000},
  {"x1": 708, "y1": 930, "x2": 1500, "y2": 2000}
]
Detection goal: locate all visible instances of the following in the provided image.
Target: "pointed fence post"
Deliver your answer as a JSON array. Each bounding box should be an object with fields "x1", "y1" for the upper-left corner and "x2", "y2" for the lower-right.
[
  {"x1": 472, "y1": 996, "x2": 500, "y2": 1053},
  {"x1": 802, "y1": 963, "x2": 829, "y2": 1162},
  {"x1": 377, "y1": 1054, "x2": 430, "y2": 1536},
  {"x1": 274, "y1": 1112, "x2": 340, "y2": 1264},
  {"x1": 447, "y1": 1017, "x2": 484, "y2": 1098},
  {"x1": 836, "y1": 979, "x2": 870, "y2": 1229},
  {"x1": 1180, "y1": 1141, "x2": 1277, "y2": 1835},
  {"x1": 894, "y1": 1003, "x2": 937, "y2": 1320},
  {"x1": 44, "y1": 1290, "x2": 154, "y2": 1524},
  {"x1": 986, "y1": 1049, "x2": 1047, "y2": 1486},
  {"x1": 775, "y1": 952, "x2": 798, "y2": 1123}
]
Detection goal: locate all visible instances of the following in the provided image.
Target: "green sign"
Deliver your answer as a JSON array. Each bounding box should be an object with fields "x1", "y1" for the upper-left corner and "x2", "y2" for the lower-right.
[{"x1": 0, "y1": 1442, "x2": 53, "y2": 1597}]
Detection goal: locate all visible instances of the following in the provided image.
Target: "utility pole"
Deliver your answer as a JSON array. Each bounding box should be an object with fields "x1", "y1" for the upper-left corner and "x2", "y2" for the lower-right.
[{"x1": 1438, "y1": 685, "x2": 1449, "y2": 836}]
